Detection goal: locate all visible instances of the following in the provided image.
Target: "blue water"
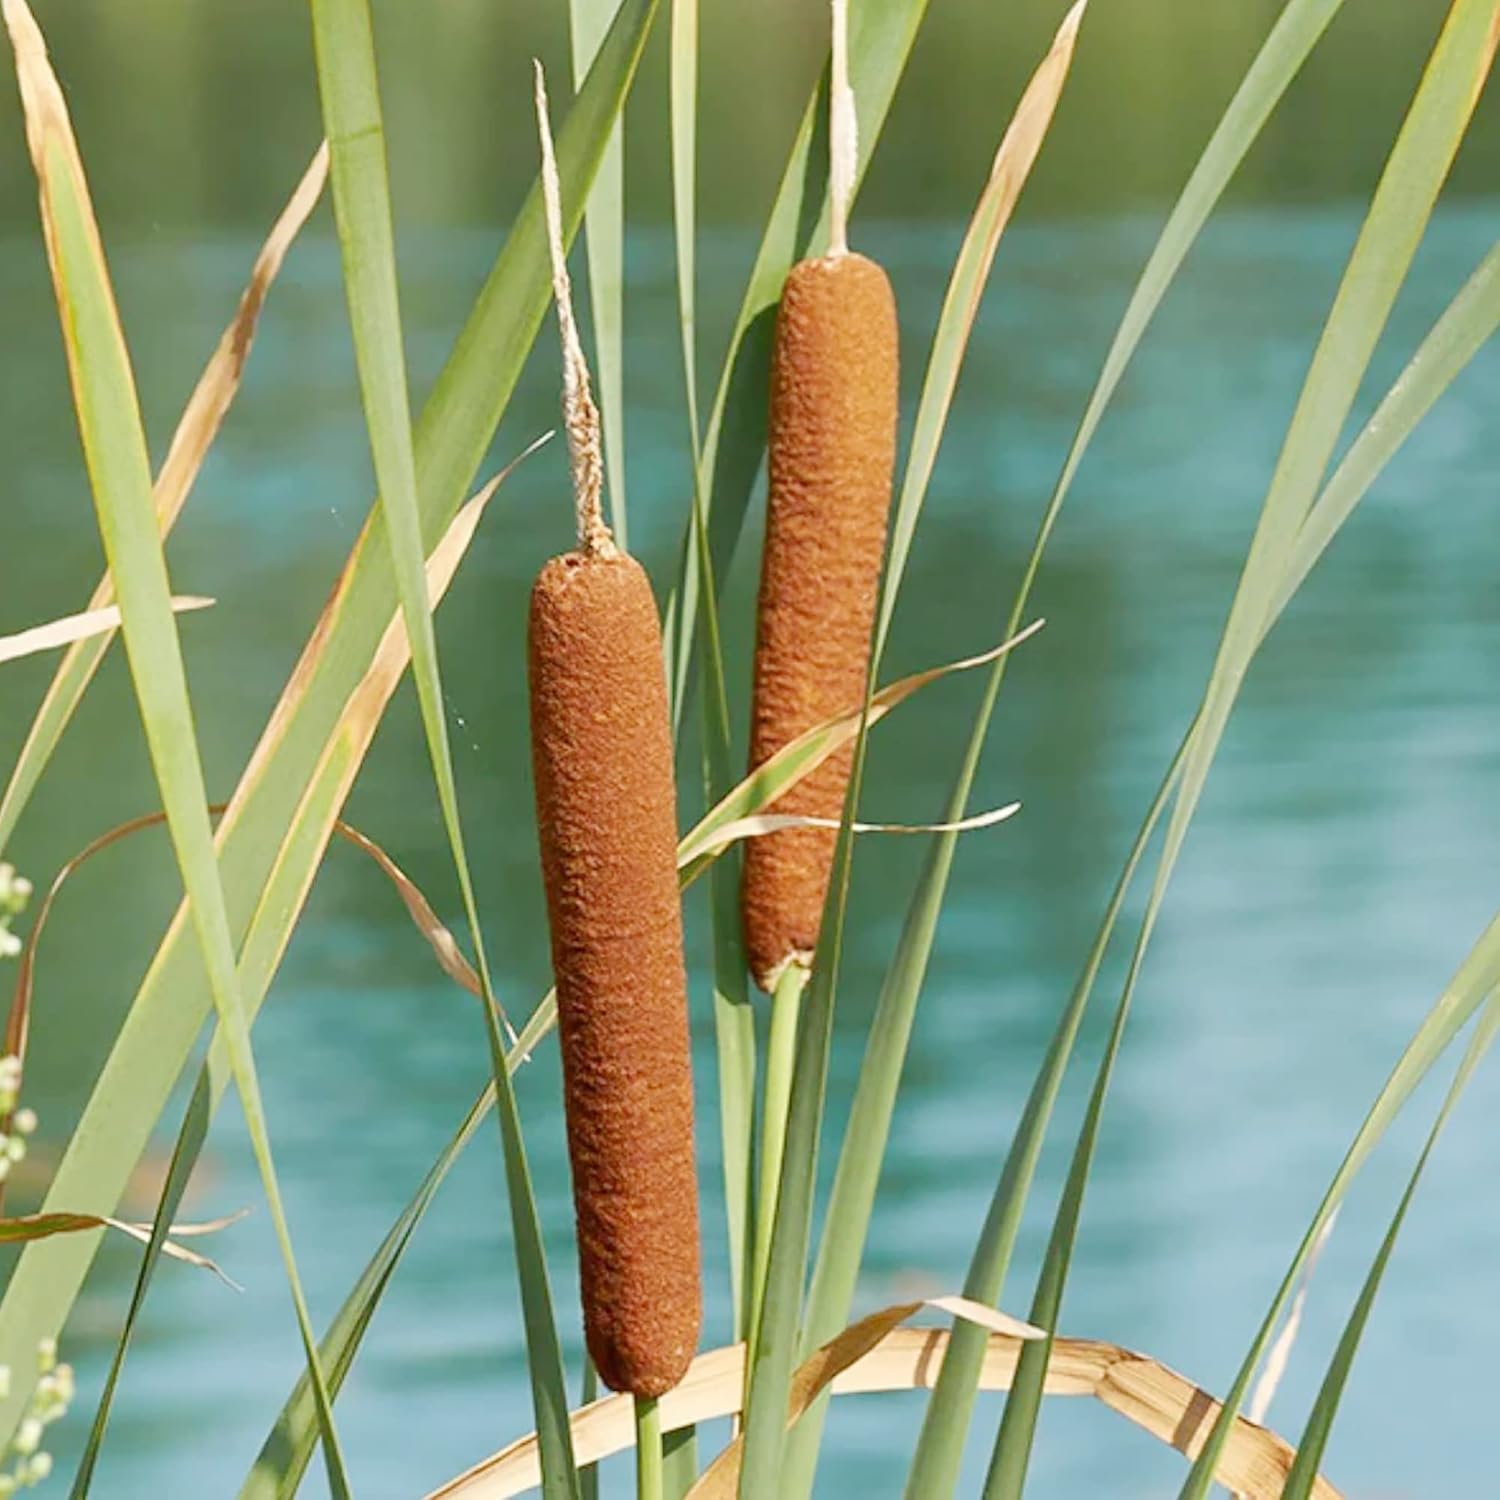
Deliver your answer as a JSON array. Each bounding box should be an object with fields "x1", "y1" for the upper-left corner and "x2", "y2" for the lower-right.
[{"x1": 3, "y1": 203, "x2": 1499, "y2": 1500}]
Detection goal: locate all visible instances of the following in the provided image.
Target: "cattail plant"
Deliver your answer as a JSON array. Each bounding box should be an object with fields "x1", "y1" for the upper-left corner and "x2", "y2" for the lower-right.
[
  {"x1": 526, "y1": 66, "x2": 701, "y2": 1411},
  {"x1": 740, "y1": 0, "x2": 899, "y2": 999}
]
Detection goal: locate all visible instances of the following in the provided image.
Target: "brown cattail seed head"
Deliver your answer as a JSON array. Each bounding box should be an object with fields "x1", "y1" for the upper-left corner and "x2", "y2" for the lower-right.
[
  {"x1": 528, "y1": 550, "x2": 701, "y2": 1397},
  {"x1": 742, "y1": 251, "x2": 899, "y2": 993}
]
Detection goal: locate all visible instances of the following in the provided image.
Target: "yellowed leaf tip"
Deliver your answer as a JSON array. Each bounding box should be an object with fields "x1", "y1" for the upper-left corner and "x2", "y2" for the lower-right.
[{"x1": 2, "y1": 0, "x2": 66, "y2": 165}]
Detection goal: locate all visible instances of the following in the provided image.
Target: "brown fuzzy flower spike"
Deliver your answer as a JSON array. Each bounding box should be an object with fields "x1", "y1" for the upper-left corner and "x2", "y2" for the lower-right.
[
  {"x1": 740, "y1": 38, "x2": 900, "y2": 992},
  {"x1": 526, "y1": 63, "x2": 700, "y2": 1398}
]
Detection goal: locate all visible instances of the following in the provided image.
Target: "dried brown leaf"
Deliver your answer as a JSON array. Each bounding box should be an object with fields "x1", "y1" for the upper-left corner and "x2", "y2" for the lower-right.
[
  {"x1": 427, "y1": 1315, "x2": 1344, "y2": 1500},
  {"x1": 0, "y1": 1208, "x2": 244, "y2": 1288}
]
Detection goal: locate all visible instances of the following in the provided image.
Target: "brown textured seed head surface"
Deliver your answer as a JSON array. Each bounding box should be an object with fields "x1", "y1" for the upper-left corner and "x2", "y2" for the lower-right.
[
  {"x1": 742, "y1": 251, "x2": 899, "y2": 992},
  {"x1": 528, "y1": 550, "x2": 700, "y2": 1397}
]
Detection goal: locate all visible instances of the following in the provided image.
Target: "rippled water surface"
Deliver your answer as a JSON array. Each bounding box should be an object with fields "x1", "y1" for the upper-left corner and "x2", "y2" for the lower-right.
[{"x1": 2, "y1": 14, "x2": 1499, "y2": 1494}]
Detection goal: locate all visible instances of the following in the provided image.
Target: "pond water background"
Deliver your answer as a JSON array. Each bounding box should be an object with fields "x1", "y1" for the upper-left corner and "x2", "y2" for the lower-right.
[{"x1": 1, "y1": 3, "x2": 1498, "y2": 1496}]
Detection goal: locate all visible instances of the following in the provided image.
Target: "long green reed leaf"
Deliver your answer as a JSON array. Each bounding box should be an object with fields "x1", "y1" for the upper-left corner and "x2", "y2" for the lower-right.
[
  {"x1": 570, "y1": 0, "x2": 628, "y2": 545},
  {"x1": 670, "y1": 0, "x2": 700, "y2": 459},
  {"x1": 1, "y1": 1, "x2": 348, "y2": 1486},
  {"x1": 736, "y1": 717, "x2": 873, "y2": 1496},
  {"x1": 993, "y1": 8, "x2": 1500, "y2": 1493},
  {"x1": 0, "y1": 145, "x2": 328, "y2": 853},
  {"x1": 1280, "y1": 991, "x2": 1500, "y2": 1498},
  {"x1": 1171, "y1": 7, "x2": 1500, "y2": 1490},
  {"x1": 901, "y1": 734, "x2": 1186, "y2": 1500},
  {"x1": 0, "y1": 0, "x2": 654, "y2": 1437},
  {"x1": 904, "y1": 0, "x2": 1483, "y2": 1488},
  {"x1": 1274, "y1": 235, "x2": 1500, "y2": 620},
  {"x1": 309, "y1": 5, "x2": 577, "y2": 1491},
  {"x1": 981, "y1": 187, "x2": 1500, "y2": 1500},
  {"x1": 1028, "y1": 0, "x2": 1348, "y2": 611},
  {"x1": 59, "y1": 468, "x2": 525, "y2": 1497},
  {"x1": 70, "y1": 1068, "x2": 211, "y2": 1498},
  {"x1": 1162, "y1": 0, "x2": 1500, "y2": 935}
]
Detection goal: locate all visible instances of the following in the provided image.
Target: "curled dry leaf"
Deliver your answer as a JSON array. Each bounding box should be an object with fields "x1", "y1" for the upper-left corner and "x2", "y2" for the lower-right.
[
  {"x1": 688, "y1": 802, "x2": 1021, "y2": 868},
  {"x1": 677, "y1": 619, "x2": 1045, "y2": 882},
  {"x1": 0, "y1": 1208, "x2": 246, "y2": 1289},
  {"x1": 686, "y1": 1296, "x2": 1041, "y2": 1498},
  {"x1": 426, "y1": 1308, "x2": 1344, "y2": 1500}
]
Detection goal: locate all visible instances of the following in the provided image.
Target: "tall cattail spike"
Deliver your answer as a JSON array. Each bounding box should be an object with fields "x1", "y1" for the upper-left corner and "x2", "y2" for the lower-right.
[
  {"x1": 533, "y1": 60, "x2": 614, "y2": 558},
  {"x1": 828, "y1": 0, "x2": 857, "y2": 258}
]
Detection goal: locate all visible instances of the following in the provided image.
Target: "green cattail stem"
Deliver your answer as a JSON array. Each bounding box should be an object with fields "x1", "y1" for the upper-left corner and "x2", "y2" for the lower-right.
[
  {"x1": 747, "y1": 958, "x2": 811, "y2": 1364},
  {"x1": 635, "y1": 1395, "x2": 663, "y2": 1500}
]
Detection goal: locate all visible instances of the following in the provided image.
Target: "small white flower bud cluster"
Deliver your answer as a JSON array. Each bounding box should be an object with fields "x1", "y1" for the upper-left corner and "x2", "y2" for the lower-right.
[
  {"x1": 0, "y1": 865, "x2": 29, "y2": 962},
  {"x1": 0, "y1": 1058, "x2": 35, "y2": 1188},
  {"x1": 0, "y1": 1339, "x2": 73, "y2": 1492}
]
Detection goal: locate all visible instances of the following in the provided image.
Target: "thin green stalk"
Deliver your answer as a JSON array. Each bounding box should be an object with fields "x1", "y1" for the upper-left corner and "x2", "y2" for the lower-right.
[
  {"x1": 307, "y1": 5, "x2": 579, "y2": 1493},
  {"x1": 635, "y1": 1396, "x2": 662, "y2": 1500},
  {"x1": 738, "y1": 707, "x2": 880, "y2": 1493},
  {"x1": 747, "y1": 961, "x2": 810, "y2": 1358},
  {"x1": 901, "y1": 734, "x2": 1187, "y2": 1500},
  {"x1": 2, "y1": 6, "x2": 347, "y2": 1486},
  {"x1": 669, "y1": 0, "x2": 700, "y2": 462},
  {"x1": 579, "y1": 1359, "x2": 599, "y2": 1500},
  {"x1": 691, "y1": 368, "x2": 757, "y2": 1341}
]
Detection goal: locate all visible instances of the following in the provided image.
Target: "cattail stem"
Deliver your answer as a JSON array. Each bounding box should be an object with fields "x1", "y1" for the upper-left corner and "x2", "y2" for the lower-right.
[
  {"x1": 635, "y1": 1395, "x2": 663, "y2": 1500},
  {"x1": 747, "y1": 959, "x2": 811, "y2": 1361},
  {"x1": 534, "y1": 60, "x2": 614, "y2": 559},
  {"x1": 828, "y1": 0, "x2": 856, "y2": 258}
]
